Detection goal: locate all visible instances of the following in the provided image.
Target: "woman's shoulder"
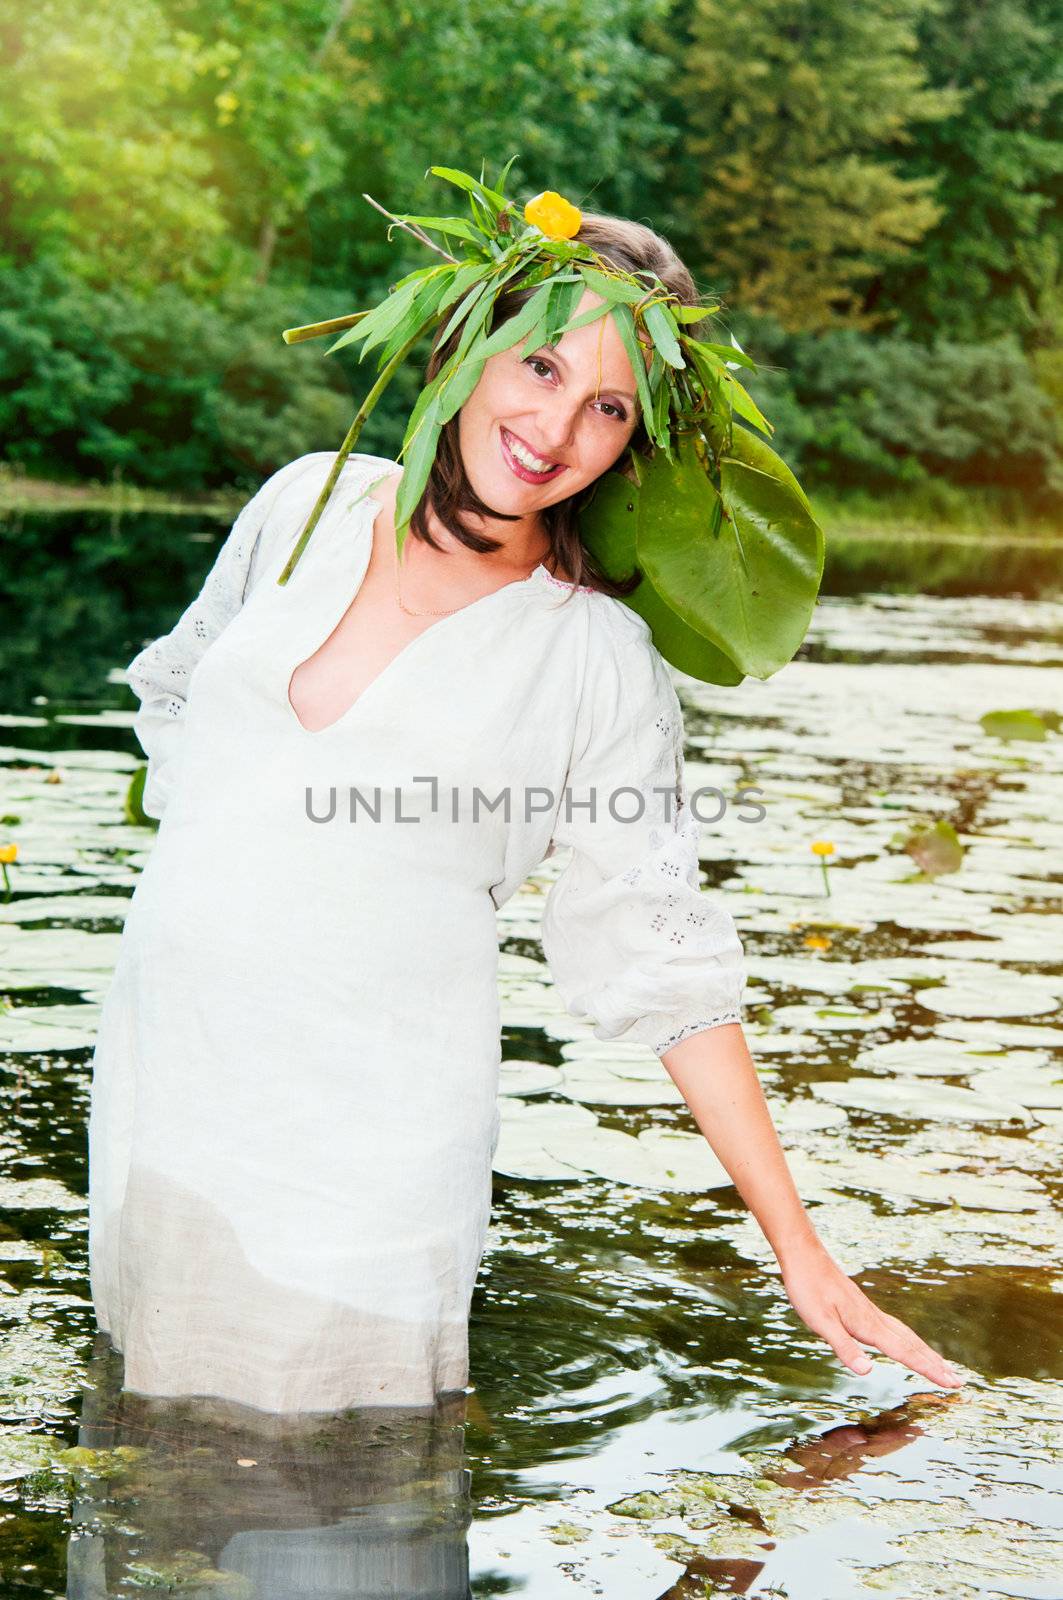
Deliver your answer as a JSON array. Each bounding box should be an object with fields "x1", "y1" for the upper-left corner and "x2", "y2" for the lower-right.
[
  {"x1": 243, "y1": 450, "x2": 397, "y2": 525},
  {"x1": 574, "y1": 590, "x2": 673, "y2": 717},
  {"x1": 276, "y1": 450, "x2": 399, "y2": 499},
  {"x1": 240, "y1": 452, "x2": 398, "y2": 586},
  {"x1": 582, "y1": 586, "x2": 655, "y2": 657}
]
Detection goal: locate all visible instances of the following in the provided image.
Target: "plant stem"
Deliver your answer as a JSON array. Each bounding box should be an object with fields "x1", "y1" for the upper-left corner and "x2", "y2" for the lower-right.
[
  {"x1": 282, "y1": 312, "x2": 366, "y2": 346},
  {"x1": 360, "y1": 193, "x2": 459, "y2": 264},
  {"x1": 275, "y1": 320, "x2": 440, "y2": 586}
]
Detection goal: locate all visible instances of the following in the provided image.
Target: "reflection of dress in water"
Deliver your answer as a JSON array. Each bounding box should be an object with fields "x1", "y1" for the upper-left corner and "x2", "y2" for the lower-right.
[
  {"x1": 66, "y1": 1332, "x2": 472, "y2": 1600},
  {"x1": 88, "y1": 450, "x2": 746, "y2": 1414}
]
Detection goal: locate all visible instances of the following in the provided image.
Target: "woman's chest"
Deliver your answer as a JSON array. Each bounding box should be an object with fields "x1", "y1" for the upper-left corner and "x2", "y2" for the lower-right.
[
  {"x1": 285, "y1": 562, "x2": 444, "y2": 735},
  {"x1": 187, "y1": 577, "x2": 586, "y2": 808}
]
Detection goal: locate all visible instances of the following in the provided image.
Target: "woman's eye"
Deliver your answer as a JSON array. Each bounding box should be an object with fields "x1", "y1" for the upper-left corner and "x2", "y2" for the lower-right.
[{"x1": 524, "y1": 357, "x2": 627, "y2": 421}]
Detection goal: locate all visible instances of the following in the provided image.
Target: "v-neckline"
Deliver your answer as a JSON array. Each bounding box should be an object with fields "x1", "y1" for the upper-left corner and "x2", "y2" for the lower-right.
[{"x1": 284, "y1": 470, "x2": 551, "y2": 737}]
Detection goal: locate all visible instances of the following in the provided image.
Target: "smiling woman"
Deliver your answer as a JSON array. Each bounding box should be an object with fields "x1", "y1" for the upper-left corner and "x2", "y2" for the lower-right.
[
  {"x1": 401, "y1": 209, "x2": 687, "y2": 602},
  {"x1": 88, "y1": 177, "x2": 961, "y2": 1422}
]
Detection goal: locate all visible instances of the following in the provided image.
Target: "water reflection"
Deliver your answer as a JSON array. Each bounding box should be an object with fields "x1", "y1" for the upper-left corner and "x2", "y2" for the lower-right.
[
  {"x1": 1, "y1": 505, "x2": 1060, "y2": 1594},
  {"x1": 66, "y1": 1336, "x2": 472, "y2": 1600}
]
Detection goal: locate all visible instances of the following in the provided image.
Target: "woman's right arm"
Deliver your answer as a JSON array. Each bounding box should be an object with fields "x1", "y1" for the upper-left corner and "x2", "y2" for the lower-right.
[{"x1": 126, "y1": 453, "x2": 328, "y2": 819}]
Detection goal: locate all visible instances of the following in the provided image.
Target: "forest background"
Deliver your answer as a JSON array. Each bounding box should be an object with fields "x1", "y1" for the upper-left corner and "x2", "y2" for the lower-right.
[{"x1": 2, "y1": 0, "x2": 1062, "y2": 535}]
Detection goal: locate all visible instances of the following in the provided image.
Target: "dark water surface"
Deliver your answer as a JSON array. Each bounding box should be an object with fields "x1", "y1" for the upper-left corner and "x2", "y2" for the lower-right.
[{"x1": 1, "y1": 508, "x2": 1061, "y2": 1597}]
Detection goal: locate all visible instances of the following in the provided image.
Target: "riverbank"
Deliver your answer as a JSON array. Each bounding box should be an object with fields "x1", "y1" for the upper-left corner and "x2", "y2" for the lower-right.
[{"x1": 3, "y1": 467, "x2": 1062, "y2": 540}]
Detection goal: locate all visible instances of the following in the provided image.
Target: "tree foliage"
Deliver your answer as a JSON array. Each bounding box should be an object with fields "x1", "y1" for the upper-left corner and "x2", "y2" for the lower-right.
[
  {"x1": 0, "y1": 0, "x2": 1059, "y2": 503},
  {"x1": 667, "y1": 0, "x2": 961, "y2": 330},
  {"x1": 872, "y1": 0, "x2": 1063, "y2": 346}
]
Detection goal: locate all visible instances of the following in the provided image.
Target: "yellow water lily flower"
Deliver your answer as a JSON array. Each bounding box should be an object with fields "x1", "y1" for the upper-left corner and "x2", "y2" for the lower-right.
[
  {"x1": 524, "y1": 190, "x2": 582, "y2": 240},
  {"x1": 0, "y1": 839, "x2": 15, "y2": 903},
  {"x1": 810, "y1": 839, "x2": 834, "y2": 898}
]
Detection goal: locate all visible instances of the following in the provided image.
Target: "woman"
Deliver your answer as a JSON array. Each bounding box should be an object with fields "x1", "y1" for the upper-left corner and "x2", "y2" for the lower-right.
[{"x1": 88, "y1": 210, "x2": 962, "y2": 1414}]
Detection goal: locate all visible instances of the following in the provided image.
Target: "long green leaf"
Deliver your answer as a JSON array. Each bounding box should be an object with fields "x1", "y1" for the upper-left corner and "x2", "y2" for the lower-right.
[
  {"x1": 386, "y1": 212, "x2": 486, "y2": 247},
  {"x1": 428, "y1": 165, "x2": 507, "y2": 216},
  {"x1": 325, "y1": 269, "x2": 439, "y2": 356},
  {"x1": 722, "y1": 372, "x2": 773, "y2": 437},
  {"x1": 395, "y1": 391, "x2": 445, "y2": 543},
  {"x1": 554, "y1": 299, "x2": 614, "y2": 336},
  {"x1": 543, "y1": 276, "x2": 584, "y2": 345},
  {"x1": 642, "y1": 301, "x2": 685, "y2": 369},
  {"x1": 578, "y1": 266, "x2": 644, "y2": 305},
  {"x1": 436, "y1": 270, "x2": 496, "y2": 348},
  {"x1": 436, "y1": 351, "x2": 488, "y2": 424},
  {"x1": 373, "y1": 271, "x2": 456, "y2": 369},
  {"x1": 673, "y1": 304, "x2": 720, "y2": 324},
  {"x1": 475, "y1": 283, "x2": 555, "y2": 360},
  {"x1": 650, "y1": 352, "x2": 670, "y2": 445},
  {"x1": 436, "y1": 261, "x2": 492, "y2": 319},
  {"x1": 608, "y1": 302, "x2": 657, "y2": 433},
  {"x1": 686, "y1": 337, "x2": 758, "y2": 372},
  {"x1": 337, "y1": 274, "x2": 439, "y2": 363}
]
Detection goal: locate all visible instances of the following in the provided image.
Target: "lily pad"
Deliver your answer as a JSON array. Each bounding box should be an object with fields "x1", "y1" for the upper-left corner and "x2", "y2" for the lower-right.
[
  {"x1": 914, "y1": 976, "x2": 1061, "y2": 1019},
  {"x1": 936, "y1": 1018, "x2": 1063, "y2": 1049},
  {"x1": 498, "y1": 1059, "x2": 563, "y2": 1097},
  {"x1": 493, "y1": 1099, "x2": 597, "y2": 1182},
  {"x1": 556, "y1": 1059, "x2": 685, "y2": 1107},
  {"x1": 540, "y1": 1124, "x2": 718, "y2": 1192},
  {"x1": 964, "y1": 1064, "x2": 1063, "y2": 1110},
  {"x1": 854, "y1": 1039, "x2": 1050, "y2": 1078},
  {"x1": 810, "y1": 1076, "x2": 1035, "y2": 1126}
]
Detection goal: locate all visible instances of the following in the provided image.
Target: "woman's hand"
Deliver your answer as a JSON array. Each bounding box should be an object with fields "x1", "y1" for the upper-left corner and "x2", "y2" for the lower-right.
[
  {"x1": 659, "y1": 1029, "x2": 968, "y2": 1391},
  {"x1": 778, "y1": 1237, "x2": 964, "y2": 1389}
]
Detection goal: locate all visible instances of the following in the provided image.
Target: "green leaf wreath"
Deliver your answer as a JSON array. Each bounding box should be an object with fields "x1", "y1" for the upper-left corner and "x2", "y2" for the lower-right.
[{"x1": 278, "y1": 156, "x2": 825, "y2": 686}]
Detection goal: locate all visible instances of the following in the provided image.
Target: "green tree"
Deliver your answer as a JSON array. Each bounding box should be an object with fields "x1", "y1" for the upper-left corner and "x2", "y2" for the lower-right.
[
  {"x1": 164, "y1": 0, "x2": 350, "y2": 284},
  {"x1": 304, "y1": 0, "x2": 674, "y2": 289},
  {"x1": 0, "y1": 0, "x2": 238, "y2": 292},
  {"x1": 871, "y1": 0, "x2": 1063, "y2": 345},
  {"x1": 663, "y1": 0, "x2": 960, "y2": 330}
]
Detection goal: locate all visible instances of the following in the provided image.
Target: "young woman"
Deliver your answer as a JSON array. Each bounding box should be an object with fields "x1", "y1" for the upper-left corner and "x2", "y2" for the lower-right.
[{"x1": 88, "y1": 212, "x2": 962, "y2": 1415}]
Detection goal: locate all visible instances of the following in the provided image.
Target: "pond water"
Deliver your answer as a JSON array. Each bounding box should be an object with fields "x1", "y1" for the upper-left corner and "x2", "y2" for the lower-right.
[{"x1": 1, "y1": 509, "x2": 1062, "y2": 1597}]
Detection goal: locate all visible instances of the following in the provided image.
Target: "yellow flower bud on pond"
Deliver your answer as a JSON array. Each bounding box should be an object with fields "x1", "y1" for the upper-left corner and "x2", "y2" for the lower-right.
[
  {"x1": 524, "y1": 191, "x2": 582, "y2": 240},
  {"x1": 0, "y1": 843, "x2": 17, "y2": 864},
  {"x1": 810, "y1": 840, "x2": 835, "y2": 857}
]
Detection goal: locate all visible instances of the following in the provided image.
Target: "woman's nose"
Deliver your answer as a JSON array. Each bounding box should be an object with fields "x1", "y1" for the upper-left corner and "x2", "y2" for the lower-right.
[{"x1": 534, "y1": 405, "x2": 579, "y2": 455}]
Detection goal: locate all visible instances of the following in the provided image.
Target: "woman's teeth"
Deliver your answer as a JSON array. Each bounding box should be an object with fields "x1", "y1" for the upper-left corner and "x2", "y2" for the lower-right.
[{"x1": 503, "y1": 429, "x2": 562, "y2": 476}]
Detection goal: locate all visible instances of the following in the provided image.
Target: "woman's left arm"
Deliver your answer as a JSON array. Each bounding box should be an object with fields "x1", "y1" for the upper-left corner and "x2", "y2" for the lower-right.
[{"x1": 660, "y1": 1022, "x2": 964, "y2": 1389}]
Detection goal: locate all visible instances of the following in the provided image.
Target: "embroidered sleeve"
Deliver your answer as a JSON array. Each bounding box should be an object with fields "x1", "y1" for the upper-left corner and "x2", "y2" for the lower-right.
[
  {"x1": 540, "y1": 606, "x2": 746, "y2": 1056},
  {"x1": 125, "y1": 452, "x2": 332, "y2": 819}
]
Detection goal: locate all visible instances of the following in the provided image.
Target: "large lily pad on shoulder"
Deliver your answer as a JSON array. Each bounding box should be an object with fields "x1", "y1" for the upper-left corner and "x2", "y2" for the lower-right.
[
  {"x1": 578, "y1": 429, "x2": 824, "y2": 684},
  {"x1": 578, "y1": 468, "x2": 743, "y2": 686}
]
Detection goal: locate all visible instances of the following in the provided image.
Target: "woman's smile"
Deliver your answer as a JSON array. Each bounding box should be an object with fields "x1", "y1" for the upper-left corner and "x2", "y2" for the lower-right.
[{"x1": 499, "y1": 424, "x2": 567, "y2": 483}]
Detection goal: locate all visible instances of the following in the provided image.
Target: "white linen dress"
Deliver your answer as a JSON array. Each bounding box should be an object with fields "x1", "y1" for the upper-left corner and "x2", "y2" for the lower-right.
[{"x1": 88, "y1": 449, "x2": 747, "y2": 1414}]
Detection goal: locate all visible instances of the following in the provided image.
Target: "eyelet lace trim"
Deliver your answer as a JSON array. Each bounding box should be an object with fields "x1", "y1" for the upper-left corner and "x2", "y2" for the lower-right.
[
  {"x1": 540, "y1": 567, "x2": 596, "y2": 593},
  {"x1": 654, "y1": 1011, "x2": 743, "y2": 1054}
]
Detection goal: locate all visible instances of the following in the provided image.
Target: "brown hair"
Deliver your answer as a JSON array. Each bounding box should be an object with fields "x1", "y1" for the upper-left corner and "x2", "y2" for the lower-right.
[{"x1": 403, "y1": 209, "x2": 712, "y2": 599}]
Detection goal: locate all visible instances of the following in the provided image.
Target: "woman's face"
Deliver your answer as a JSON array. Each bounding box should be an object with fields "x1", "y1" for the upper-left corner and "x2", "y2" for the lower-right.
[{"x1": 457, "y1": 288, "x2": 647, "y2": 518}]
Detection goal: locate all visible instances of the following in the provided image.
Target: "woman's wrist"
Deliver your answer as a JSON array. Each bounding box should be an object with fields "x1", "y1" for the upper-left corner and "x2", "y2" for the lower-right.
[{"x1": 771, "y1": 1218, "x2": 832, "y2": 1272}]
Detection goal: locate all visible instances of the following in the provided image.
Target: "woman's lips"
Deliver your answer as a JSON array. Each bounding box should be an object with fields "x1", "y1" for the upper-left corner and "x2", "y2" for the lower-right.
[{"x1": 499, "y1": 426, "x2": 566, "y2": 484}]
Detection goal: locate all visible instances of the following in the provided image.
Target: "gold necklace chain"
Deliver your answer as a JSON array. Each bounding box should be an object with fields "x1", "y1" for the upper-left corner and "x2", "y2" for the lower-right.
[
  {"x1": 393, "y1": 535, "x2": 546, "y2": 617},
  {"x1": 394, "y1": 556, "x2": 462, "y2": 617}
]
